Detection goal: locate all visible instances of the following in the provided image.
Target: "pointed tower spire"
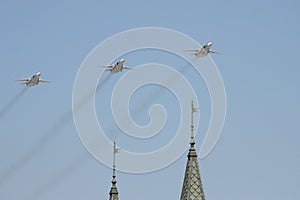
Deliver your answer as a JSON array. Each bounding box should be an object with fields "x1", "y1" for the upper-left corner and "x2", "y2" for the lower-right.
[
  {"x1": 109, "y1": 141, "x2": 120, "y2": 200},
  {"x1": 180, "y1": 101, "x2": 205, "y2": 200}
]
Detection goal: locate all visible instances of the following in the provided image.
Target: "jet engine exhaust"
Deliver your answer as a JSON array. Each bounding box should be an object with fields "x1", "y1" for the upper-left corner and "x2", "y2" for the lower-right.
[{"x1": 0, "y1": 87, "x2": 28, "y2": 120}]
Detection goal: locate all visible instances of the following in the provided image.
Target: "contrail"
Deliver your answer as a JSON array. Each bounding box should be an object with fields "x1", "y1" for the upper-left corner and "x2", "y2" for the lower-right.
[
  {"x1": 0, "y1": 87, "x2": 28, "y2": 120},
  {"x1": 26, "y1": 152, "x2": 88, "y2": 200},
  {"x1": 73, "y1": 74, "x2": 111, "y2": 112},
  {"x1": 106, "y1": 61, "x2": 194, "y2": 137},
  {"x1": 0, "y1": 109, "x2": 72, "y2": 187},
  {"x1": 16, "y1": 63, "x2": 194, "y2": 196},
  {"x1": 0, "y1": 74, "x2": 111, "y2": 186},
  {"x1": 132, "y1": 61, "x2": 193, "y2": 115}
]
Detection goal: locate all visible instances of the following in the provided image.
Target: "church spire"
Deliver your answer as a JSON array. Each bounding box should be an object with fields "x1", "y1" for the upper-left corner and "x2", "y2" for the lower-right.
[
  {"x1": 180, "y1": 101, "x2": 205, "y2": 200},
  {"x1": 109, "y1": 141, "x2": 120, "y2": 200}
]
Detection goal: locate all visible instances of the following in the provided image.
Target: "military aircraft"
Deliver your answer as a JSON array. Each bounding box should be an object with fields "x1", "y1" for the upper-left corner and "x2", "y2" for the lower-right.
[
  {"x1": 99, "y1": 59, "x2": 132, "y2": 74},
  {"x1": 16, "y1": 72, "x2": 51, "y2": 87},
  {"x1": 183, "y1": 42, "x2": 221, "y2": 58}
]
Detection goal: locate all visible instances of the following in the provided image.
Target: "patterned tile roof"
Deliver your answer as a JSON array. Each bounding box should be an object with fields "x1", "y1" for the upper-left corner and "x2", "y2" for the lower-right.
[{"x1": 180, "y1": 144, "x2": 205, "y2": 200}]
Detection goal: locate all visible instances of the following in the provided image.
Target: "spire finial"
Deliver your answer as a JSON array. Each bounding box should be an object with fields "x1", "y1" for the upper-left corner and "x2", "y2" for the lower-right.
[
  {"x1": 190, "y1": 100, "x2": 198, "y2": 147},
  {"x1": 111, "y1": 141, "x2": 120, "y2": 186},
  {"x1": 113, "y1": 141, "x2": 116, "y2": 178}
]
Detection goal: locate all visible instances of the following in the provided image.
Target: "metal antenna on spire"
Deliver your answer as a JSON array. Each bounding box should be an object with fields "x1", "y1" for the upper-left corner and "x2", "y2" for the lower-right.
[
  {"x1": 110, "y1": 141, "x2": 120, "y2": 200},
  {"x1": 111, "y1": 141, "x2": 120, "y2": 186},
  {"x1": 113, "y1": 141, "x2": 116, "y2": 177},
  {"x1": 112, "y1": 141, "x2": 120, "y2": 178},
  {"x1": 191, "y1": 100, "x2": 198, "y2": 147}
]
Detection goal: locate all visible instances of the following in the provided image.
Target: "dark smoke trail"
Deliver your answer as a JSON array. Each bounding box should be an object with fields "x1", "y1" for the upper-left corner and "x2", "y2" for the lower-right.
[
  {"x1": 107, "y1": 61, "x2": 193, "y2": 137},
  {"x1": 26, "y1": 153, "x2": 88, "y2": 200},
  {"x1": 0, "y1": 109, "x2": 72, "y2": 187},
  {"x1": 0, "y1": 87, "x2": 28, "y2": 120},
  {"x1": 0, "y1": 74, "x2": 111, "y2": 186},
  {"x1": 97, "y1": 74, "x2": 110, "y2": 92},
  {"x1": 132, "y1": 62, "x2": 192, "y2": 115},
  {"x1": 73, "y1": 74, "x2": 111, "y2": 113},
  {"x1": 5, "y1": 63, "x2": 191, "y2": 195},
  {"x1": 31, "y1": 64, "x2": 193, "y2": 194}
]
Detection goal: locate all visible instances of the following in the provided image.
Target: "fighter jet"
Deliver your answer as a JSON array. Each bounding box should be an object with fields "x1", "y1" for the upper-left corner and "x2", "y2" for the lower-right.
[
  {"x1": 16, "y1": 72, "x2": 51, "y2": 87},
  {"x1": 99, "y1": 59, "x2": 132, "y2": 74},
  {"x1": 183, "y1": 42, "x2": 221, "y2": 58}
]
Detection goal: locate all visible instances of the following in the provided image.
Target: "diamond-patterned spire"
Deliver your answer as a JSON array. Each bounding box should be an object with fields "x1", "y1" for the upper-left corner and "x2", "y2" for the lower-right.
[{"x1": 180, "y1": 101, "x2": 205, "y2": 200}]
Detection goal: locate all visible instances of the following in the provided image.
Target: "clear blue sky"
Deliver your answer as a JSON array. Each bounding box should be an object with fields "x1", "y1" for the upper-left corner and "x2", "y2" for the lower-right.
[{"x1": 0, "y1": 0, "x2": 299, "y2": 200}]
